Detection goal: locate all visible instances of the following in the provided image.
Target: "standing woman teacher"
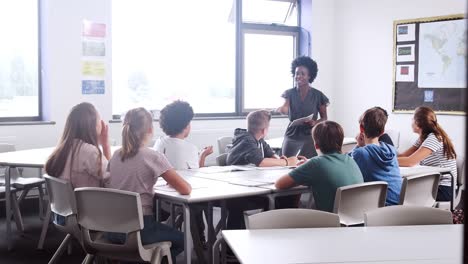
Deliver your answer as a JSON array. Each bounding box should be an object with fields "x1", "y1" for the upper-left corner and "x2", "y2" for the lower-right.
[{"x1": 276, "y1": 56, "x2": 330, "y2": 158}]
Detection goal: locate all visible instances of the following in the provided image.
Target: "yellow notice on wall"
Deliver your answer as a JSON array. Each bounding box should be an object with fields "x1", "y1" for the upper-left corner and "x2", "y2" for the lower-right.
[{"x1": 82, "y1": 61, "x2": 105, "y2": 77}]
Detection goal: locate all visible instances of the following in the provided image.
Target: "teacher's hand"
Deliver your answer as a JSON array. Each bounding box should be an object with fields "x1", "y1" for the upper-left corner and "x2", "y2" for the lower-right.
[{"x1": 304, "y1": 120, "x2": 317, "y2": 127}]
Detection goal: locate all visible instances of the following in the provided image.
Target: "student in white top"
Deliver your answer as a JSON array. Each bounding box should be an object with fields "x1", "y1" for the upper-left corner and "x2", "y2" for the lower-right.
[
  {"x1": 398, "y1": 106, "x2": 457, "y2": 201},
  {"x1": 154, "y1": 100, "x2": 213, "y2": 169},
  {"x1": 153, "y1": 100, "x2": 212, "y2": 248}
]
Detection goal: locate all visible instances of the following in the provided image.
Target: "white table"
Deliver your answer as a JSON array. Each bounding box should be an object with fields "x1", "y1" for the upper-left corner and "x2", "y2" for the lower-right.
[
  {"x1": 0, "y1": 147, "x2": 55, "y2": 250},
  {"x1": 266, "y1": 136, "x2": 357, "y2": 153},
  {"x1": 157, "y1": 167, "x2": 313, "y2": 264},
  {"x1": 154, "y1": 175, "x2": 271, "y2": 264},
  {"x1": 222, "y1": 225, "x2": 463, "y2": 264}
]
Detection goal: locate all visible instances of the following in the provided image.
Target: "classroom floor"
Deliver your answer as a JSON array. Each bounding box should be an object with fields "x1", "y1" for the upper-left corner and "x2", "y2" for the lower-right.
[{"x1": 0, "y1": 198, "x2": 208, "y2": 264}]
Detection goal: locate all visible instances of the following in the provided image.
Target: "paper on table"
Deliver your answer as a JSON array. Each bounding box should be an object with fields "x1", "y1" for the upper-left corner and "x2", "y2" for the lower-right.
[
  {"x1": 195, "y1": 165, "x2": 256, "y2": 174},
  {"x1": 228, "y1": 179, "x2": 270, "y2": 187},
  {"x1": 154, "y1": 183, "x2": 207, "y2": 192},
  {"x1": 256, "y1": 166, "x2": 295, "y2": 170},
  {"x1": 289, "y1": 113, "x2": 316, "y2": 127}
]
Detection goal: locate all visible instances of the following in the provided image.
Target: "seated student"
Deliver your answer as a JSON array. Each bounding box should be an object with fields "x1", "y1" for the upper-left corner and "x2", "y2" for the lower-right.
[
  {"x1": 275, "y1": 121, "x2": 364, "y2": 213},
  {"x1": 398, "y1": 106, "x2": 457, "y2": 202},
  {"x1": 45, "y1": 102, "x2": 111, "y2": 189},
  {"x1": 226, "y1": 110, "x2": 301, "y2": 230},
  {"x1": 227, "y1": 110, "x2": 299, "y2": 167},
  {"x1": 153, "y1": 100, "x2": 212, "y2": 247},
  {"x1": 379, "y1": 132, "x2": 394, "y2": 146},
  {"x1": 349, "y1": 107, "x2": 401, "y2": 205},
  {"x1": 106, "y1": 107, "x2": 191, "y2": 262},
  {"x1": 154, "y1": 100, "x2": 213, "y2": 169}
]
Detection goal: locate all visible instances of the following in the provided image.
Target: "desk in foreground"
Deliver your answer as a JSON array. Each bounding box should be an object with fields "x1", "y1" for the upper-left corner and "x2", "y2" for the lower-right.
[{"x1": 223, "y1": 225, "x2": 462, "y2": 264}]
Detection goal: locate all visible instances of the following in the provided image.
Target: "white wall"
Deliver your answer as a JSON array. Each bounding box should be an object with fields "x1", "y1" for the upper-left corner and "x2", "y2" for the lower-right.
[
  {"x1": 313, "y1": 0, "x2": 466, "y2": 155},
  {"x1": 0, "y1": 0, "x2": 290, "y2": 166}
]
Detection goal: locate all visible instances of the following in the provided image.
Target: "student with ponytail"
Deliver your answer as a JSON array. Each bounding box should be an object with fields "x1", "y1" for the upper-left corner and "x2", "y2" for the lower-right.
[
  {"x1": 45, "y1": 102, "x2": 111, "y2": 188},
  {"x1": 106, "y1": 107, "x2": 191, "y2": 261},
  {"x1": 398, "y1": 106, "x2": 457, "y2": 201}
]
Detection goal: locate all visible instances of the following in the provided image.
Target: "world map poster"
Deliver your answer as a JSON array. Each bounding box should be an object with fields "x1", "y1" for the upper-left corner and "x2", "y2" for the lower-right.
[{"x1": 418, "y1": 19, "x2": 467, "y2": 88}]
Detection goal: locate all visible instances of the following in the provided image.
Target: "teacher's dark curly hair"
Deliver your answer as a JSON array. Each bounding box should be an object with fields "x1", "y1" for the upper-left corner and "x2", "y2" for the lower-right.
[{"x1": 291, "y1": 56, "x2": 318, "y2": 83}]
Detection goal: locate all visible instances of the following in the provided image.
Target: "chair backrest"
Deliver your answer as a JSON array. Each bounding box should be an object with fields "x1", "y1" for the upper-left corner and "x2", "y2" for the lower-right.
[
  {"x1": 44, "y1": 175, "x2": 77, "y2": 217},
  {"x1": 44, "y1": 175, "x2": 81, "y2": 240},
  {"x1": 216, "y1": 153, "x2": 228, "y2": 166},
  {"x1": 75, "y1": 187, "x2": 143, "y2": 233},
  {"x1": 247, "y1": 209, "x2": 340, "y2": 229},
  {"x1": 217, "y1": 136, "x2": 233, "y2": 154},
  {"x1": 75, "y1": 187, "x2": 146, "y2": 261},
  {"x1": 333, "y1": 181, "x2": 387, "y2": 226},
  {"x1": 399, "y1": 173, "x2": 440, "y2": 207},
  {"x1": 385, "y1": 129, "x2": 400, "y2": 150},
  {"x1": 365, "y1": 205, "x2": 453, "y2": 226},
  {"x1": 0, "y1": 143, "x2": 15, "y2": 153},
  {"x1": 456, "y1": 156, "x2": 465, "y2": 187}
]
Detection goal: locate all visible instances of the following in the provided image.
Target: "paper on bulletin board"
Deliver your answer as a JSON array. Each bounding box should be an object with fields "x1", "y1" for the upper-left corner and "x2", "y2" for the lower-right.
[
  {"x1": 395, "y1": 64, "x2": 414, "y2": 82},
  {"x1": 396, "y1": 44, "x2": 415, "y2": 62},
  {"x1": 82, "y1": 61, "x2": 105, "y2": 77},
  {"x1": 82, "y1": 20, "x2": 106, "y2": 38},
  {"x1": 82, "y1": 40, "x2": 105, "y2": 56},
  {"x1": 82, "y1": 80, "x2": 105, "y2": 94},
  {"x1": 397, "y1": 24, "x2": 416, "y2": 42}
]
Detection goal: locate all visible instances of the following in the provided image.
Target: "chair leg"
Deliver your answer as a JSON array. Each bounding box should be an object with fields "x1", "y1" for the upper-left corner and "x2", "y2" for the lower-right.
[
  {"x1": 48, "y1": 234, "x2": 72, "y2": 264},
  {"x1": 38, "y1": 185, "x2": 45, "y2": 219},
  {"x1": 11, "y1": 192, "x2": 24, "y2": 232},
  {"x1": 16, "y1": 188, "x2": 31, "y2": 209},
  {"x1": 37, "y1": 206, "x2": 52, "y2": 249},
  {"x1": 81, "y1": 254, "x2": 94, "y2": 264},
  {"x1": 67, "y1": 242, "x2": 73, "y2": 255},
  {"x1": 213, "y1": 237, "x2": 225, "y2": 264}
]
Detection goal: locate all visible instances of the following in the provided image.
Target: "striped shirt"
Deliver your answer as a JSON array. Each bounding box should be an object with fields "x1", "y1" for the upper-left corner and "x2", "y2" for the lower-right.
[{"x1": 413, "y1": 133, "x2": 457, "y2": 186}]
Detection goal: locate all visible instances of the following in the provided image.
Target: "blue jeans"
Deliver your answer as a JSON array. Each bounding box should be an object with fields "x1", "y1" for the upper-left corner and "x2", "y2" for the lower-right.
[{"x1": 106, "y1": 215, "x2": 184, "y2": 262}]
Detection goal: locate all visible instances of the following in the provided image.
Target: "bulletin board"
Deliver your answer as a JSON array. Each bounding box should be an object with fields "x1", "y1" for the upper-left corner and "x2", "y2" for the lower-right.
[{"x1": 392, "y1": 14, "x2": 467, "y2": 115}]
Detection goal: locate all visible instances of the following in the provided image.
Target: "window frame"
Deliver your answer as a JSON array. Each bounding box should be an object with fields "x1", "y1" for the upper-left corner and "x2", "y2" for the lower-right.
[
  {"x1": 235, "y1": 0, "x2": 301, "y2": 116},
  {"x1": 0, "y1": 0, "x2": 42, "y2": 122}
]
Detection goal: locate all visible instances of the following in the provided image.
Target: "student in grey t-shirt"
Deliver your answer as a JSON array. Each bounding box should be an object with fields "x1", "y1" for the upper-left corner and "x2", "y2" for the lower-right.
[{"x1": 276, "y1": 121, "x2": 364, "y2": 212}]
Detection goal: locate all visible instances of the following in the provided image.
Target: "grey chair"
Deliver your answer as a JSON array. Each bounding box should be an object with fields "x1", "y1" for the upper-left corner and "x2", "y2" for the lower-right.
[
  {"x1": 38, "y1": 175, "x2": 91, "y2": 263},
  {"x1": 246, "y1": 208, "x2": 340, "y2": 229},
  {"x1": 217, "y1": 136, "x2": 233, "y2": 154},
  {"x1": 436, "y1": 156, "x2": 466, "y2": 210},
  {"x1": 399, "y1": 173, "x2": 440, "y2": 207},
  {"x1": 365, "y1": 205, "x2": 453, "y2": 226},
  {"x1": 75, "y1": 187, "x2": 173, "y2": 264},
  {"x1": 385, "y1": 129, "x2": 400, "y2": 150},
  {"x1": 333, "y1": 181, "x2": 387, "y2": 226},
  {"x1": 216, "y1": 153, "x2": 228, "y2": 166}
]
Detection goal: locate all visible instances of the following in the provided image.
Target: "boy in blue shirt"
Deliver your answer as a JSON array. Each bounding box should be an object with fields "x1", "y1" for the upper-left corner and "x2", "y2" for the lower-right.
[{"x1": 350, "y1": 107, "x2": 401, "y2": 205}]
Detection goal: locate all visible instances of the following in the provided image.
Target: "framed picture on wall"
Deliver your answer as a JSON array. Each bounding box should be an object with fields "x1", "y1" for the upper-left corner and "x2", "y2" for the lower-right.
[{"x1": 392, "y1": 14, "x2": 467, "y2": 115}]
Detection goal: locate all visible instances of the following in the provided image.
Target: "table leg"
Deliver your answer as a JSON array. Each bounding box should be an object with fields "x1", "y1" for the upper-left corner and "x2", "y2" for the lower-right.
[
  {"x1": 268, "y1": 194, "x2": 276, "y2": 210},
  {"x1": 205, "y1": 202, "x2": 214, "y2": 264},
  {"x1": 155, "y1": 198, "x2": 161, "y2": 222},
  {"x1": 5, "y1": 166, "x2": 12, "y2": 251},
  {"x1": 182, "y1": 204, "x2": 192, "y2": 264}
]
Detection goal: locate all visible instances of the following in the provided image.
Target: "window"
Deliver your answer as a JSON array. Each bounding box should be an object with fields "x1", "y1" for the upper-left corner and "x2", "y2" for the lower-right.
[
  {"x1": 0, "y1": 0, "x2": 40, "y2": 121},
  {"x1": 243, "y1": 32, "x2": 297, "y2": 110},
  {"x1": 112, "y1": 0, "x2": 304, "y2": 117}
]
